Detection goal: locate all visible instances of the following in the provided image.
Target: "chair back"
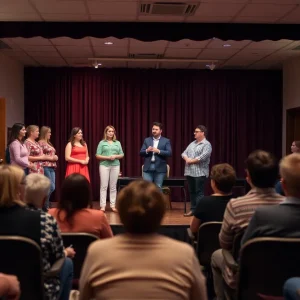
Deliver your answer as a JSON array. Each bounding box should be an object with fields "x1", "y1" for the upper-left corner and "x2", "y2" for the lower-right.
[
  {"x1": 0, "y1": 236, "x2": 44, "y2": 300},
  {"x1": 196, "y1": 222, "x2": 222, "y2": 266},
  {"x1": 232, "y1": 230, "x2": 245, "y2": 260},
  {"x1": 238, "y1": 237, "x2": 300, "y2": 300},
  {"x1": 61, "y1": 233, "x2": 99, "y2": 279}
]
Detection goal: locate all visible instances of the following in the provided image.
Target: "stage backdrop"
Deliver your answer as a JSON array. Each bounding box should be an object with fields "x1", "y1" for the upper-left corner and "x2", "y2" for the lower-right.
[{"x1": 24, "y1": 68, "x2": 282, "y2": 201}]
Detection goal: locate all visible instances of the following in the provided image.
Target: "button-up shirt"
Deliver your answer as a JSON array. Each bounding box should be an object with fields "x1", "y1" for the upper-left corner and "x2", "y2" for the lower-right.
[
  {"x1": 151, "y1": 136, "x2": 160, "y2": 162},
  {"x1": 182, "y1": 138, "x2": 212, "y2": 177}
]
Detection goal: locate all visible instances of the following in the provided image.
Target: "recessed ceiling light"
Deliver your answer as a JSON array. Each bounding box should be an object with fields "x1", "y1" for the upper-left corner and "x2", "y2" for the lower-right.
[
  {"x1": 223, "y1": 44, "x2": 231, "y2": 47},
  {"x1": 98, "y1": 63, "x2": 102, "y2": 66},
  {"x1": 104, "y1": 41, "x2": 113, "y2": 45}
]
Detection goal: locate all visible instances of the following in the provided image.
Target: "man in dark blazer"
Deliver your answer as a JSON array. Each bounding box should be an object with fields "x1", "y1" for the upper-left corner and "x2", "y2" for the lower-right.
[
  {"x1": 140, "y1": 122, "x2": 172, "y2": 190},
  {"x1": 242, "y1": 153, "x2": 300, "y2": 245}
]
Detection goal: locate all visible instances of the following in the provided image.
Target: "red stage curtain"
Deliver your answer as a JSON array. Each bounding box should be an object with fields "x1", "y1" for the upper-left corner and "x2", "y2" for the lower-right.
[{"x1": 24, "y1": 68, "x2": 282, "y2": 201}]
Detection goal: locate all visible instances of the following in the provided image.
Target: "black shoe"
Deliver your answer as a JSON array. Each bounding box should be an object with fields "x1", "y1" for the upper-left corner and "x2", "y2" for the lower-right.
[{"x1": 184, "y1": 211, "x2": 193, "y2": 217}]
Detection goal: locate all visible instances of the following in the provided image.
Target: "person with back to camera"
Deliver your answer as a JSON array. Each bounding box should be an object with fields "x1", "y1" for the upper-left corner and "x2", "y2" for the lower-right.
[{"x1": 79, "y1": 180, "x2": 207, "y2": 300}]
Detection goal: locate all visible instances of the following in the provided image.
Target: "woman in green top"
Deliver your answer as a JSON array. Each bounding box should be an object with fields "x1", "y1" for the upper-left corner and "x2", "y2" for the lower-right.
[{"x1": 96, "y1": 125, "x2": 124, "y2": 212}]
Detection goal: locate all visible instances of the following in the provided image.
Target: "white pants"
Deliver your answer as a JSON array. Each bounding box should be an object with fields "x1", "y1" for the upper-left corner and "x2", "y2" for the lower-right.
[{"x1": 99, "y1": 165, "x2": 120, "y2": 209}]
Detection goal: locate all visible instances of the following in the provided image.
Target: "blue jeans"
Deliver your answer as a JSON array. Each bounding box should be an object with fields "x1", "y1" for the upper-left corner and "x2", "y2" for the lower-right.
[
  {"x1": 43, "y1": 167, "x2": 55, "y2": 210},
  {"x1": 59, "y1": 257, "x2": 73, "y2": 300},
  {"x1": 143, "y1": 163, "x2": 166, "y2": 191},
  {"x1": 187, "y1": 176, "x2": 206, "y2": 212},
  {"x1": 275, "y1": 180, "x2": 284, "y2": 196}
]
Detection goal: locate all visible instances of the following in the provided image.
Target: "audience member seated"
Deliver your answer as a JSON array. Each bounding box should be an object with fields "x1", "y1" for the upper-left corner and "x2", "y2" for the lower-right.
[
  {"x1": 242, "y1": 153, "x2": 300, "y2": 243},
  {"x1": 275, "y1": 140, "x2": 300, "y2": 196},
  {"x1": 284, "y1": 277, "x2": 300, "y2": 300},
  {"x1": 190, "y1": 163, "x2": 236, "y2": 233},
  {"x1": 49, "y1": 173, "x2": 113, "y2": 239},
  {"x1": 25, "y1": 173, "x2": 75, "y2": 300},
  {"x1": 79, "y1": 180, "x2": 208, "y2": 300},
  {"x1": 211, "y1": 150, "x2": 285, "y2": 300},
  {"x1": 0, "y1": 273, "x2": 20, "y2": 300}
]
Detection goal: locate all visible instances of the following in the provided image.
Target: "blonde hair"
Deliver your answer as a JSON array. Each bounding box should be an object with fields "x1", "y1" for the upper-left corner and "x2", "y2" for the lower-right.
[
  {"x1": 117, "y1": 180, "x2": 166, "y2": 234},
  {"x1": 280, "y1": 153, "x2": 300, "y2": 197},
  {"x1": 26, "y1": 125, "x2": 39, "y2": 138},
  {"x1": 103, "y1": 125, "x2": 117, "y2": 141},
  {"x1": 25, "y1": 174, "x2": 50, "y2": 208},
  {"x1": 0, "y1": 165, "x2": 25, "y2": 207},
  {"x1": 39, "y1": 126, "x2": 53, "y2": 147}
]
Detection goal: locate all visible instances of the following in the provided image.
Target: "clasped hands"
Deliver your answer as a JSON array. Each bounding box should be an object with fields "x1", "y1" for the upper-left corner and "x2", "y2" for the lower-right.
[
  {"x1": 81, "y1": 157, "x2": 90, "y2": 165},
  {"x1": 146, "y1": 146, "x2": 160, "y2": 153}
]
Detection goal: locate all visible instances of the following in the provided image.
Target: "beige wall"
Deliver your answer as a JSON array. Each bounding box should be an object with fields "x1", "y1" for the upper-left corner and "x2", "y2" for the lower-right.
[
  {"x1": 0, "y1": 53, "x2": 24, "y2": 130},
  {"x1": 282, "y1": 57, "x2": 300, "y2": 155}
]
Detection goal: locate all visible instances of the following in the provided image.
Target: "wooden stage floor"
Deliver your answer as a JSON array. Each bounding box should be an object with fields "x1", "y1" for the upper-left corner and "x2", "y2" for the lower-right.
[{"x1": 93, "y1": 201, "x2": 191, "y2": 226}]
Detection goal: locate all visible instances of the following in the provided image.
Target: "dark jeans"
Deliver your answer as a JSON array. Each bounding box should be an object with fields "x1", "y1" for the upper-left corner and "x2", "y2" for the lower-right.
[
  {"x1": 59, "y1": 257, "x2": 73, "y2": 300},
  {"x1": 187, "y1": 175, "x2": 206, "y2": 212}
]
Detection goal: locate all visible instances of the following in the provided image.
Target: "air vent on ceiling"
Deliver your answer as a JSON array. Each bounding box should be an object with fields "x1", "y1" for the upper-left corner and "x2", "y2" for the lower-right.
[
  {"x1": 129, "y1": 53, "x2": 163, "y2": 59},
  {"x1": 292, "y1": 45, "x2": 300, "y2": 51},
  {"x1": 140, "y1": 2, "x2": 198, "y2": 16},
  {"x1": 0, "y1": 40, "x2": 12, "y2": 50}
]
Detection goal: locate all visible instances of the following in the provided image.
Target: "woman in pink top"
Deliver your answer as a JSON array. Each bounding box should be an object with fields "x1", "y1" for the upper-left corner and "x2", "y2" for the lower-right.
[
  {"x1": 39, "y1": 126, "x2": 58, "y2": 211},
  {"x1": 49, "y1": 173, "x2": 113, "y2": 239},
  {"x1": 8, "y1": 123, "x2": 31, "y2": 174},
  {"x1": 25, "y1": 125, "x2": 56, "y2": 175}
]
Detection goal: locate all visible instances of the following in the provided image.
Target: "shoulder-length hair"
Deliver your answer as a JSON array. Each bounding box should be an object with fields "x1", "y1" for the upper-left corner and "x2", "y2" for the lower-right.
[
  {"x1": 39, "y1": 126, "x2": 54, "y2": 147},
  {"x1": 68, "y1": 127, "x2": 86, "y2": 147},
  {"x1": 0, "y1": 165, "x2": 25, "y2": 208},
  {"x1": 57, "y1": 173, "x2": 92, "y2": 227},
  {"x1": 102, "y1": 125, "x2": 117, "y2": 141},
  {"x1": 8, "y1": 123, "x2": 25, "y2": 146}
]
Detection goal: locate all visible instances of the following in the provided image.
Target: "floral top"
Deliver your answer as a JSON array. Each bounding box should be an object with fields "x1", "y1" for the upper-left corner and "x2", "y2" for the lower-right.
[
  {"x1": 27, "y1": 205, "x2": 65, "y2": 300},
  {"x1": 25, "y1": 139, "x2": 44, "y2": 174},
  {"x1": 39, "y1": 141, "x2": 57, "y2": 168}
]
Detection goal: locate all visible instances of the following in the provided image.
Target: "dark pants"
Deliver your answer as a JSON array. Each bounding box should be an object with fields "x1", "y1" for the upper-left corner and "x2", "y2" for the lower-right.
[
  {"x1": 59, "y1": 257, "x2": 73, "y2": 300},
  {"x1": 187, "y1": 175, "x2": 206, "y2": 212}
]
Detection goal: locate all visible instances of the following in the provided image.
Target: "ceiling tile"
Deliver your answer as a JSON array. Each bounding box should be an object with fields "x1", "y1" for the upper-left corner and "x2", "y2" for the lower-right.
[
  {"x1": 33, "y1": 0, "x2": 86, "y2": 14},
  {"x1": 245, "y1": 40, "x2": 294, "y2": 50},
  {"x1": 186, "y1": 15, "x2": 233, "y2": 22},
  {"x1": 207, "y1": 39, "x2": 251, "y2": 49},
  {"x1": 51, "y1": 37, "x2": 90, "y2": 46},
  {"x1": 128, "y1": 61, "x2": 157, "y2": 68},
  {"x1": 90, "y1": 14, "x2": 136, "y2": 21},
  {"x1": 87, "y1": 1, "x2": 137, "y2": 15},
  {"x1": 93, "y1": 46, "x2": 128, "y2": 57},
  {"x1": 0, "y1": 49, "x2": 27, "y2": 57},
  {"x1": 0, "y1": 1, "x2": 36, "y2": 13},
  {"x1": 198, "y1": 48, "x2": 240, "y2": 59},
  {"x1": 0, "y1": 13, "x2": 42, "y2": 21},
  {"x1": 238, "y1": 4, "x2": 296, "y2": 17},
  {"x1": 25, "y1": 51, "x2": 61, "y2": 58},
  {"x1": 9, "y1": 37, "x2": 51, "y2": 46},
  {"x1": 56, "y1": 46, "x2": 93, "y2": 57},
  {"x1": 19, "y1": 45, "x2": 56, "y2": 52},
  {"x1": 42, "y1": 14, "x2": 89, "y2": 21},
  {"x1": 130, "y1": 40, "x2": 168, "y2": 54},
  {"x1": 236, "y1": 48, "x2": 275, "y2": 57},
  {"x1": 251, "y1": 0, "x2": 299, "y2": 3},
  {"x1": 200, "y1": 0, "x2": 247, "y2": 2},
  {"x1": 14, "y1": 56, "x2": 40, "y2": 66},
  {"x1": 90, "y1": 37, "x2": 128, "y2": 47},
  {"x1": 194, "y1": 3, "x2": 245, "y2": 17},
  {"x1": 168, "y1": 39, "x2": 210, "y2": 49},
  {"x1": 189, "y1": 62, "x2": 223, "y2": 69},
  {"x1": 279, "y1": 6, "x2": 300, "y2": 23},
  {"x1": 234, "y1": 16, "x2": 280, "y2": 23},
  {"x1": 164, "y1": 48, "x2": 201, "y2": 58},
  {"x1": 102, "y1": 61, "x2": 127, "y2": 68},
  {"x1": 34, "y1": 57, "x2": 67, "y2": 66}
]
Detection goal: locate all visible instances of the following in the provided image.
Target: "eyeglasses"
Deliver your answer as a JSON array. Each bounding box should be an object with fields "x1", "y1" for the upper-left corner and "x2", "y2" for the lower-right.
[{"x1": 194, "y1": 130, "x2": 202, "y2": 133}]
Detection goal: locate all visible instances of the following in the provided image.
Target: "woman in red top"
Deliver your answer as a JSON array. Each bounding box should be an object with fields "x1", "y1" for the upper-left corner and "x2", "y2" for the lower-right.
[
  {"x1": 49, "y1": 173, "x2": 113, "y2": 239},
  {"x1": 65, "y1": 127, "x2": 90, "y2": 182},
  {"x1": 39, "y1": 126, "x2": 58, "y2": 210}
]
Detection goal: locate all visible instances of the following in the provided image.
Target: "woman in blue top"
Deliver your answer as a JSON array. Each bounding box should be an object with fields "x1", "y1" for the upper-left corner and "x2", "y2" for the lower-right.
[{"x1": 96, "y1": 126, "x2": 124, "y2": 212}]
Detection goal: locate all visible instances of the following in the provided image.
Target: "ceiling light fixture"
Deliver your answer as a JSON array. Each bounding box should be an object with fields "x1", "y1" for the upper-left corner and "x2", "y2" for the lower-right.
[
  {"x1": 223, "y1": 44, "x2": 231, "y2": 47},
  {"x1": 92, "y1": 61, "x2": 102, "y2": 68},
  {"x1": 104, "y1": 41, "x2": 113, "y2": 45},
  {"x1": 206, "y1": 62, "x2": 216, "y2": 71}
]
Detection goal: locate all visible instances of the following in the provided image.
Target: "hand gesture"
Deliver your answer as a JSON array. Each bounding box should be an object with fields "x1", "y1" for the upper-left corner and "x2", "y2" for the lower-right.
[
  {"x1": 147, "y1": 146, "x2": 153, "y2": 152},
  {"x1": 152, "y1": 147, "x2": 160, "y2": 154},
  {"x1": 64, "y1": 247, "x2": 76, "y2": 258},
  {"x1": 0, "y1": 273, "x2": 20, "y2": 300},
  {"x1": 110, "y1": 155, "x2": 116, "y2": 160},
  {"x1": 53, "y1": 155, "x2": 58, "y2": 161}
]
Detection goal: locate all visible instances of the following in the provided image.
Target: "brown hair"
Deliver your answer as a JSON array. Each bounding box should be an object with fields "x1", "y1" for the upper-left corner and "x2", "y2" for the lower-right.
[
  {"x1": 210, "y1": 163, "x2": 236, "y2": 194},
  {"x1": 196, "y1": 125, "x2": 208, "y2": 136},
  {"x1": 152, "y1": 122, "x2": 163, "y2": 130},
  {"x1": 26, "y1": 125, "x2": 39, "y2": 138},
  {"x1": 245, "y1": 150, "x2": 279, "y2": 188},
  {"x1": 0, "y1": 165, "x2": 25, "y2": 208},
  {"x1": 102, "y1": 125, "x2": 117, "y2": 141},
  {"x1": 58, "y1": 173, "x2": 92, "y2": 227},
  {"x1": 117, "y1": 180, "x2": 166, "y2": 234},
  {"x1": 39, "y1": 126, "x2": 53, "y2": 147},
  {"x1": 68, "y1": 127, "x2": 86, "y2": 147},
  {"x1": 294, "y1": 141, "x2": 300, "y2": 150},
  {"x1": 280, "y1": 153, "x2": 300, "y2": 197}
]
